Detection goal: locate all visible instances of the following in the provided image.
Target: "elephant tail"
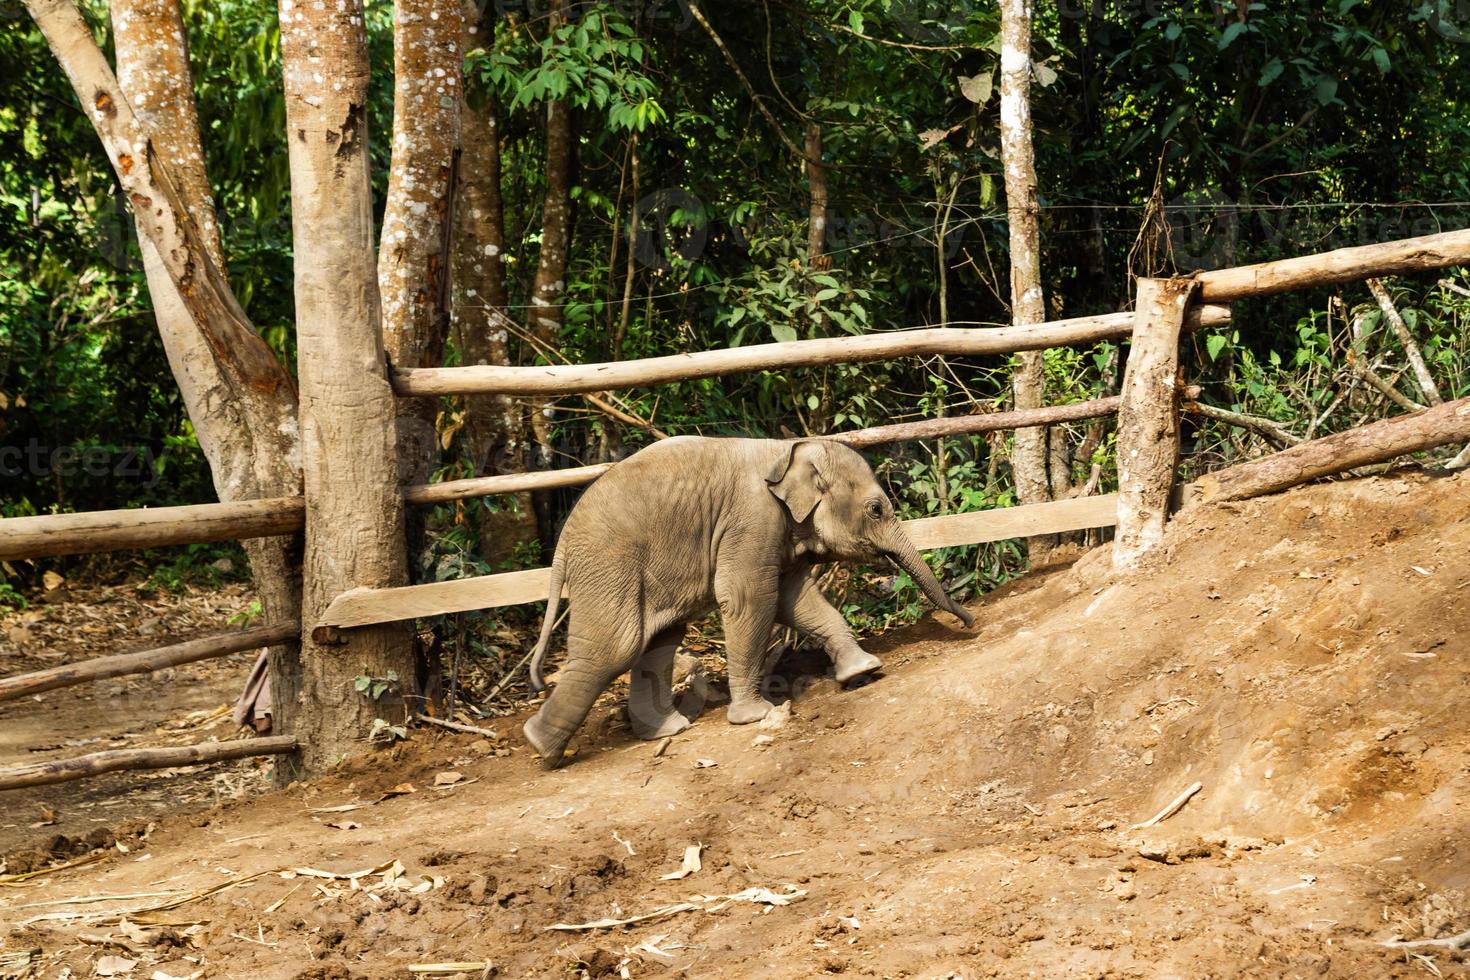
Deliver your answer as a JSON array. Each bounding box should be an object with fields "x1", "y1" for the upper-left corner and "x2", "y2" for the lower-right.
[{"x1": 527, "y1": 544, "x2": 567, "y2": 693}]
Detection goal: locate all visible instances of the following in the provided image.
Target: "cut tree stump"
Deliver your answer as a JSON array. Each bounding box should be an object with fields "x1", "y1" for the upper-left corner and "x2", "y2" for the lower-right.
[
  {"x1": 1192, "y1": 396, "x2": 1470, "y2": 503},
  {"x1": 0, "y1": 623, "x2": 297, "y2": 703},
  {"x1": 0, "y1": 736, "x2": 298, "y2": 790},
  {"x1": 1114, "y1": 277, "x2": 1195, "y2": 571}
]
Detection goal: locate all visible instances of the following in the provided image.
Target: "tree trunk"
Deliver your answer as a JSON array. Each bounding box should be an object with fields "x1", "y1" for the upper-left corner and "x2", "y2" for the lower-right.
[
  {"x1": 380, "y1": 0, "x2": 463, "y2": 492},
  {"x1": 280, "y1": 0, "x2": 417, "y2": 772},
  {"x1": 999, "y1": 0, "x2": 1066, "y2": 564},
  {"x1": 805, "y1": 122, "x2": 828, "y2": 272},
  {"x1": 451, "y1": 0, "x2": 536, "y2": 563},
  {"x1": 109, "y1": 0, "x2": 305, "y2": 737},
  {"x1": 526, "y1": 0, "x2": 576, "y2": 556}
]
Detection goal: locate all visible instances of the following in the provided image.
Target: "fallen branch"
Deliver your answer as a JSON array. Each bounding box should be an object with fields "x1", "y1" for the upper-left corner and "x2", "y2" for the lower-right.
[
  {"x1": 413, "y1": 714, "x2": 498, "y2": 739},
  {"x1": 0, "y1": 736, "x2": 297, "y2": 791},
  {"x1": 1130, "y1": 781, "x2": 1202, "y2": 830},
  {"x1": 1183, "y1": 401, "x2": 1300, "y2": 448},
  {"x1": 1367, "y1": 278, "x2": 1443, "y2": 406},
  {"x1": 0, "y1": 623, "x2": 297, "y2": 703},
  {"x1": 829, "y1": 397, "x2": 1120, "y2": 448},
  {"x1": 1439, "y1": 277, "x2": 1470, "y2": 298},
  {"x1": 584, "y1": 392, "x2": 670, "y2": 439},
  {"x1": 1192, "y1": 397, "x2": 1470, "y2": 503}
]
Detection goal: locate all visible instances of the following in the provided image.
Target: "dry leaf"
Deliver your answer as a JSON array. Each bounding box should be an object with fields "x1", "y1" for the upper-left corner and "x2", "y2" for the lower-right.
[
  {"x1": 94, "y1": 955, "x2": 137, "y2": 976},
  {"x1": 376, "y1": 783, "x2": 416, "y2": 802},
  {"x1": 42, "y1": 571, "x2": 65, "y2": 592},
  {"x1": 694, "y1": 759, "x2": 717, "y2": 769},
  {"x1": 659, "y1": 843, "x2": 703, "y2": 881},
  {"x1": 433, "y1": 771, "x2": 464, "y2": 787}
]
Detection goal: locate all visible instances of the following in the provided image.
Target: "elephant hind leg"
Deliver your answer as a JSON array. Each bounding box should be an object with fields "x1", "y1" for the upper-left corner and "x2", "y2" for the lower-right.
[
  {"x1": 523, "y1": 632, "x2": 641, "y2": 768},
  {"x1": 627, "y1": 623, "x2": 692, "y2": 740}
]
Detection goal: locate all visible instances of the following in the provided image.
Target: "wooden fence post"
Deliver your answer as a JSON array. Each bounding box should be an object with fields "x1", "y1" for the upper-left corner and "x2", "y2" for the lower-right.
[{"x1": 1113, "y1": 277, "x2": 1196, "y2": 571}]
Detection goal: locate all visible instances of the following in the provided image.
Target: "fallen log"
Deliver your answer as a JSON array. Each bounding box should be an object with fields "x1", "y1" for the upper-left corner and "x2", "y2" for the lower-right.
[
  {"x1": 393, "y1": 305, "x2": 1232, "y2": 397},
  {"x1": 1192, "y1": 396, "x2": 1470, "y2": 503},
  {"x1": 0, "y1": 623, "x2": 297, "y2": 703},
  {"x1": 0, "y1": 736, "x2": 298, "y2": 791},
  {"x1": 1197, "y1": 228, "x2": 1470, "y2": 302},
  {"x1": 0, "y1": 497, "x2": 303, "y2": 562}
]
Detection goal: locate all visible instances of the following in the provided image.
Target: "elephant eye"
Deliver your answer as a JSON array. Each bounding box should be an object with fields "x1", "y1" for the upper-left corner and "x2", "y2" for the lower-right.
[{"x1": 865, "y1": 499, "x2": 884, "y2": 520}]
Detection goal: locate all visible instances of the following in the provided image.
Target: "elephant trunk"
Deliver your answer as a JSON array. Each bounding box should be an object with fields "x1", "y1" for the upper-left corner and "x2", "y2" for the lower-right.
[{"x1": 882, "y1": 524, "x2": 975, "y2": 629}]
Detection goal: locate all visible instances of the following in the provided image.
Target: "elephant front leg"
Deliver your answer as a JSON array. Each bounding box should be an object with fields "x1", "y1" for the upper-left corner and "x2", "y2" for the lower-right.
[
  {"x1": 627, "y1": 624, "x2": 693, "y2": 739},
  {"x1": 717, "y1": 578, "x2": 781, "y2": 726},
  {"x1": 779, "y1": 569, "x2": 882, "y2": 684}
]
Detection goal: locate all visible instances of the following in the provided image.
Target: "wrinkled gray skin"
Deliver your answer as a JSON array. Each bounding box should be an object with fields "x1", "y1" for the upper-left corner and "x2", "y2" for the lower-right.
[{"x1": 522, "y1": 437, "x2": 974, "y2": 767}]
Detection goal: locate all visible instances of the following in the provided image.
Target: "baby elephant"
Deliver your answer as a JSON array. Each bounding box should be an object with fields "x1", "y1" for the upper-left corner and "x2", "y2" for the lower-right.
[{"x1": 522, "y1": 436, "x2": 974, "y2": 766}]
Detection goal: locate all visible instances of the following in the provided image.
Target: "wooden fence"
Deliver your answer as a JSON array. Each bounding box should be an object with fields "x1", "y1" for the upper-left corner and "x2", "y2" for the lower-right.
[{"x1": 3, "y1": 227, "x2": 1470, "y2": 790}]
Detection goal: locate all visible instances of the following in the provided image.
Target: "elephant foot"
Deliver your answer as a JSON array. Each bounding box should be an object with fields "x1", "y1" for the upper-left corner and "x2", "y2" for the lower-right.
[
  {"x1": 629, "y1": 709, "x2": 692, "y2": 740},
  {"x1": 522, "y1": 715, "x2": 569, "y2": 769},
  {"x1": 833, "y1": 648, "x2": 882, "y2": 684},
  {"x1": 727, "y1": 698, "x2": 774, "y2": 726}
]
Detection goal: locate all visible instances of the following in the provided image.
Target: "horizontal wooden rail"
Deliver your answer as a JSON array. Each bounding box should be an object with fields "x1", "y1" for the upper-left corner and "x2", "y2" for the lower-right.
[
  {"x1": 404, "y1": 463, "x2": 614, "y2": 506},
  {"x1": 0, "y1": 735, "x2": 298, "y2": 791},
  {"x1": 0, "y1": 623, "x2": 296, "y2": 704},
  {"x1": 0, "y1": 497, "x2": 303, "y2": 562},
  {"x1": 316, "y1": 494, "x2": 1120, "y2": 629},
  {"x1": 392, "y1": 306, "x2": 1233, "y2": 397},
  {"x1": 1197, "y1": 228, "x2": 1470, "y2": 302},
  {"x1": 834, "y1": 397, "x2": 1121, "y2": 448}
]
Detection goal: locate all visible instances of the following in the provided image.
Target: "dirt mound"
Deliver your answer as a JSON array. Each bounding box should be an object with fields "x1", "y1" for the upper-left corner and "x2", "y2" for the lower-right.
[{"x1": 3, "y1": 469, "x2": 1468, "y2": 978}]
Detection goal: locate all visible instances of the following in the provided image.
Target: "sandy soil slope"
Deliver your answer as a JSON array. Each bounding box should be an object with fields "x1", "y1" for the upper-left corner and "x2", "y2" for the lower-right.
[{"x1": 2, "y1": 468, "x2": 1468, "y2": 978}]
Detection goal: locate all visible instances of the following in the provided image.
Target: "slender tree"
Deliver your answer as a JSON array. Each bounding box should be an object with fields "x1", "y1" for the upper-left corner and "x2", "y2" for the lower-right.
[{"x1": 999, "y1": 0, "x2": 1066, "y2": 562}]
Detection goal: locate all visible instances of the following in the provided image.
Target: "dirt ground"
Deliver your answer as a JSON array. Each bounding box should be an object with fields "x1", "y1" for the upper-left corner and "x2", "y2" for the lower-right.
[{"x1": 3, "y1": 468, "x2": 1469, "y2": 979}]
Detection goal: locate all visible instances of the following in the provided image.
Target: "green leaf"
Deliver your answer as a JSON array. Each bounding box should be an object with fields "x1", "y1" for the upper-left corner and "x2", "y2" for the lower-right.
[
  {"x1": 847, "y1": 9, "x2": 864, "y2": 34},
  {"x1": 1313, "y1": 76, "x2": 1339, "y2": 104},
  {"x1": 813, "y1": 287, "x2": 841, "y2": 302},
  {"x1": 806, "y1": 394, "x2": 820, "y2": 410},
  {"x1": 1218, "y1": 22, "x2": 1247, "y2": 50},
  {"x1": 1372, "y1": 47, "x2": 1391, "y2": 73},
  {"x1": 1164, "y1": 22, "x2": 1182, "y2": 41},
  {"x1": 771, "y1": 323, "x2": 799, "y2": 344},
  {"x1": 1206, "y1": 334, "x2": 1228, "y2": 362},
  {"x1": 1258, "y1": 58, "x2": 1284, "y2": 86}
]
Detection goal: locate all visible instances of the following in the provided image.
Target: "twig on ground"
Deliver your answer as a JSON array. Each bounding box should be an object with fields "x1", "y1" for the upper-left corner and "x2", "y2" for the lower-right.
[
  {"x1": 413, "y1": 714, "x2": 499, "y2": 739},
  {"x1": 1130, "y1": 781, "x2": 1203, "y2": 830},
  {"x1": 1381, "y1": 928, "x2": 1470, "y2": 951}
]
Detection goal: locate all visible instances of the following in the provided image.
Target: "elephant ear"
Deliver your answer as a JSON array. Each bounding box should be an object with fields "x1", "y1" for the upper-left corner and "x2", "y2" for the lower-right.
[{"x1": 766, "y1": 441, "x2": 828, "y2": 524}]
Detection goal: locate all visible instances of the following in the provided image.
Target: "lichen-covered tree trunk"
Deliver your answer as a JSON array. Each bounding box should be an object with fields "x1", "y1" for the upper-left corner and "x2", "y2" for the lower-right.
[
  {"x1": 450, "y1": 1, "x2": 536, "y2": 562},
  {"x1": 110, "y1": 0, "x2": 305, "y2": 735},
  {"x1": 280, "y1": 0, "x2": 416, "y2": 772},
  {"x1": 379, "y1": 0, "x2": 463, "y2": 492},
  {"x1": 999, "y1": 0, "x2": 1068, "y2": 565}
]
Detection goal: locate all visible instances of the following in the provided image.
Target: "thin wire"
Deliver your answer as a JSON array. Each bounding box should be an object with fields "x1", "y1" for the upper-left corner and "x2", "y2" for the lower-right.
[{"x1": 461, "y1": 198, "x2": 1470, "y2": 313}]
